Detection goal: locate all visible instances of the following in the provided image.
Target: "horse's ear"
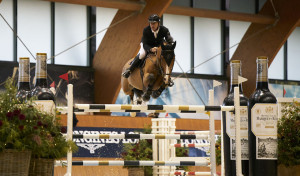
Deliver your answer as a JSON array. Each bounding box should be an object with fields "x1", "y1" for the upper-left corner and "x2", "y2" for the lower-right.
[{"x1": 171, "y1": 41, "x2": 176, "y2": 50}]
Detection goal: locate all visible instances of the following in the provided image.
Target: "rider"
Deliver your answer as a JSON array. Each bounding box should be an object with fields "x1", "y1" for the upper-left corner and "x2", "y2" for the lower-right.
[{"x1": 122, "y1": 14, "x2": 174, "y2": 78}]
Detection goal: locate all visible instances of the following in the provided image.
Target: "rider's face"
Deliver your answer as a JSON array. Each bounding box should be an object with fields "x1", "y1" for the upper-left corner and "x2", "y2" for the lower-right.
[{"x1": 150, "y1": 22, "x2": 159, "y2": 31}]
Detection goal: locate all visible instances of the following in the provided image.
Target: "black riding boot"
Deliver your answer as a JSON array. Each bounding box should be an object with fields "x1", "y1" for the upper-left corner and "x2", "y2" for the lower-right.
[{"x1": 122, "y1": 55, "x2": 142, "y2": 78}]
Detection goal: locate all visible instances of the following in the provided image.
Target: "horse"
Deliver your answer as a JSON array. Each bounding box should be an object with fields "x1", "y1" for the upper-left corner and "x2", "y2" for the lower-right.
[{"x1": 121, "y1": 42, "x2": 176, "y2": 105}]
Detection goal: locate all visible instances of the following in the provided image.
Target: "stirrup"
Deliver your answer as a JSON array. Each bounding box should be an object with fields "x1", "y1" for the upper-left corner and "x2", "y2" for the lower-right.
[{"x1": 122, "y1": 69, "x2": 131, "y2": 78}]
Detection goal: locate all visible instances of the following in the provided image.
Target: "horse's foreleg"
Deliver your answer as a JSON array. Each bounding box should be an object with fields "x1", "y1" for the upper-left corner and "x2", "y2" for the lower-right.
[
  {"x1": 163, "y1": 65, "x2": 174, "y2": 87},
  {"x1": 142, "y1": 73, "x2": 155, "y2": 101},
  {"x1": 129, "y1": 90, "x2": 137, "y2": 117},
  {"x1": 133, "y1": 88, "x2": 143, "y2": 105},
  {"x1": 152, "y1": 83, "x2": 167, "y2": 99}
]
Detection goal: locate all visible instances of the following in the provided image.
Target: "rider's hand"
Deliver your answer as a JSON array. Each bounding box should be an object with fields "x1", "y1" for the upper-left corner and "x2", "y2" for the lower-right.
[{"x1": 151, "y1": 47, "x2": 158, "y2": 53}]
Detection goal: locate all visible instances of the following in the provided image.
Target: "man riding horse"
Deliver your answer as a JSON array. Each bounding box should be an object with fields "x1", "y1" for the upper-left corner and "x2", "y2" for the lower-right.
[{"x1": 122, "y1": 14, "x2": 174, "y2": 78}]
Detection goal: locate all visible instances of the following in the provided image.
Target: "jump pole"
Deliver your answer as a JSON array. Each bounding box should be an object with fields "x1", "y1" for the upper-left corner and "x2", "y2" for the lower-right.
[
  {"x1": 209, "y1": 89, "x2": 216, "y2": 176},
  {"x1": 234, "y1": 87, "x2": 242, "y2": 176},
  {"x1": 66, "y1": 84, "x2": 73, "y2": 176}
]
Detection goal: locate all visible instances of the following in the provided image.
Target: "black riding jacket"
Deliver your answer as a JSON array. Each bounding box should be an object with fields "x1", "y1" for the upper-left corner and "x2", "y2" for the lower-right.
[{"x1": 141, "y1": 25, "x2": 174, "y2": 52}]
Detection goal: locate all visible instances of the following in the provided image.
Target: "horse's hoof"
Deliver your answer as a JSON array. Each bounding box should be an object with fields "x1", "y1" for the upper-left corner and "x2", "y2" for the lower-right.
[
  {"x1": 168, "y1": 80, "x2": 174, "y2": 87},
  {"x1": 137, "y1": 99, "x2": 142, "y2": 105},
  {"x1": 142, "y1": 94, "x2": 150, "y2": 101},
  {"x1": 152, "y1": 91, "x2": 161, "y2": 99}
]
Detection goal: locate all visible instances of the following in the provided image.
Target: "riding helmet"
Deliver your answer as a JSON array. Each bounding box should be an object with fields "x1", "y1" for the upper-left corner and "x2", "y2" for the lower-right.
[{"x1": 148, "y1": 14, "x2": 160, "y2": 23}]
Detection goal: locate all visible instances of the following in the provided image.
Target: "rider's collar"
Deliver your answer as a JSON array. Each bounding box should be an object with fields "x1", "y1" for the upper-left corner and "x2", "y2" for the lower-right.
[{"x1": 152, "y1": 27, "x2": 160, "y2": 38}]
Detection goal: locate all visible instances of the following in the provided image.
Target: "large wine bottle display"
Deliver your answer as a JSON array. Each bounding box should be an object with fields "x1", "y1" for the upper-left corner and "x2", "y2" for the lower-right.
[
  {"x1": 31, "y1": 53, "x2": 55, "y2": 102},
  {"x1": 222, "y1": 60, "x2": 249, "y2": 176},
  {"x1": 16, "y1": 57, "x2": 31, "y2": 102},
  {"x1": 248, "y1": 56, "x2": 277, "y2": 176}
]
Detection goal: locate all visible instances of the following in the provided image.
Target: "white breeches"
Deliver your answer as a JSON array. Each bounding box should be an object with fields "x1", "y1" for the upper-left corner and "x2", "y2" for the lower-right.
[{"x1": 138, "y1": 43, "x2": 146, "y2": 60}]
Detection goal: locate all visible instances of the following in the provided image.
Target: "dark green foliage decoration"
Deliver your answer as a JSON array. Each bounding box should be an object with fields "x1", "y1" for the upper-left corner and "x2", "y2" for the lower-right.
[
  {"x1": 0, "y1": 77, "x2": 77, "y2": 159},
  {"x1": 278, "y1": 101, "x2": 300, "y2": 166}
]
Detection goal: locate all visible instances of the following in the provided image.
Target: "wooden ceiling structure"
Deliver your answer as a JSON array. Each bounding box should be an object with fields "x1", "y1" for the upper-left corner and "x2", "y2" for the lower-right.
[{"x1": 46, "y1": 0, "x2": 300, "y2": 102}]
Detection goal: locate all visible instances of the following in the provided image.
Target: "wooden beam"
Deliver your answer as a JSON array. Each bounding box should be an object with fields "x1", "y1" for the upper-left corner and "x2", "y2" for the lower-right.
[
  {"x1": 93, "y1": 0, "x2": 172, "y2": 104},
  {"x1": 59, "y1": 115, "x2": 221, "y2": 131},
  {"x1": 229, "y1": 0, "x2": 300, "y2": 97},
  {"x1": 45, "y1": 0, "x2": 276, "y2": 24}
]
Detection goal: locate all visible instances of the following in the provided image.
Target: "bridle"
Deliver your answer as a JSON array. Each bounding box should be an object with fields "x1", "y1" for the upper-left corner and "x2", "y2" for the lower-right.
[{"x1": 157, "y1": 48, "x2": 175, "y2": 77}]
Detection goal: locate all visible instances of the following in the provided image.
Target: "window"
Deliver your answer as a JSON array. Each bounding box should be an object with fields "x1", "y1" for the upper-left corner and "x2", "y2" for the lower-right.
[
  {"x1": 0, "y1": 0, "x2": 13, "y2": 61},
  {"x1": 17, "y1": 0, "x2": 51, "y2": 63},
  {"x1": 269, "y1": 46, "x2": 284, "y2": 80},
  {"x1": 229, "y1": 21, "x2": 251, "y2": 59},
  {"x1": 287, "y1": 27, "x2": 300, "y2": 81},
  {"x1": 229, "y1": 0, "x2": 255, "y2": 14},
  {"x1": 194, "y1": 18, "x2": 221, "y2": 75},
  {"x1": 54, "y1": 3, "x2": 87, "y2": 66},
  {"x1": 163, "y1": 14, "x2": 191, "y2": 73},
  {"x1": 96, "y1": 7, "x2": 117, "y2": 47}
]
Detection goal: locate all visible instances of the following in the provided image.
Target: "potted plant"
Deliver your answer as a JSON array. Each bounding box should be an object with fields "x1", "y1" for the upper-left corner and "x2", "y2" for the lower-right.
[
  {"x1": 0, "y1": 78, "x2": 77, "y2": 176},
  {"x1": 0, "y1": 78, "x2": 35, "y2": 175},
  {"x1": 28, "y1": 111, "x2": 77, "y2": 176},
  {"x1": 121, "y1": 125, "x2": 188, "y2": 176},
  {"x1": 277, "y1": 101, "x2": 300, "y2": 175}
]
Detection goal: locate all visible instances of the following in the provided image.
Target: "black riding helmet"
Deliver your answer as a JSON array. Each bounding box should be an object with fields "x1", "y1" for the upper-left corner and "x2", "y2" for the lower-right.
[{"x1": 148, "y1": 14, "x2": 160, "y2": 23}]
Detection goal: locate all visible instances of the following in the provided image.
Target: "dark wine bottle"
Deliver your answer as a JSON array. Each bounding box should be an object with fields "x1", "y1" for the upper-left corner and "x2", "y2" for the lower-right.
[
  {"x1": 16, "y1": 57, "x2": 31, "y2": 102},
  {"x1": 222, "y1": 60, "x2": 249, "y2": 176},
  {"x1": 248, "y1": 56, "x2": 277, "y2": 176},
  {"x1": 31, "y1": 53, "x2": 55, "y2": 102}
]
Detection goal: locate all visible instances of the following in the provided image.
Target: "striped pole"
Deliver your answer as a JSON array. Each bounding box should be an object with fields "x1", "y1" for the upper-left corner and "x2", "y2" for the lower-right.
[
  {"x1": 173, "y1": 171, "x2": 211, "y2": 176},
  {"x1": 172, "y1": 143, "x2": 210, "y2": 148},
  {"x1": 55, "y1": 160, "x2": 210, "y2": 167},
  {"x1": 174, "y1": 131, "x2": 221, "y2": 135},
  {"x1": 64, "y1": 134, "x2": 209, "y2": 140},
  {"x1": 154, "y1": 171, "x2": 211, "y2": 176},
  {"x1": 73, "y1": 104, "x2": 234, "y2": 113}
]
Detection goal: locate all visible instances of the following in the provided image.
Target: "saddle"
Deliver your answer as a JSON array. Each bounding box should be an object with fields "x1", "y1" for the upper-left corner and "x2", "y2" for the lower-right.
[{"x1": 139, "y1": 53, "x2": 156, "y2": 69}]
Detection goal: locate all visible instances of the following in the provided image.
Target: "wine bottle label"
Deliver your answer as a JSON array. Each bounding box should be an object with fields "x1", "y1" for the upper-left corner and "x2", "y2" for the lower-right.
[
  {"x1": 251, "y1": 104, "x2": 278, "y2": 160},
  {"x1": 36, "y1": 55, "x2": 47, "y2": 79},
  {"x1": 230, "y1": 62, "x2": 241, "y2": 85},
  {"x1": 19, "y1": 58, "x2": 30, "y2": 82},
  {"x1": 230, "y1": 137, "x2": 248, "y2": 160},
  {"x1": 257, "y1": 59, "x2": 268, "y2": 82},
  {"x1": 226, "y1": 106, "x2": 249, "y2": 160}
]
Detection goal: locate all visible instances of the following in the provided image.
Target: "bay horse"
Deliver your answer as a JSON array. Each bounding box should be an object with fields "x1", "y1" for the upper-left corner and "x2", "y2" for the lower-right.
[{"x1": 121, "y1": 42, "x2": 176, "y2": 104}]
